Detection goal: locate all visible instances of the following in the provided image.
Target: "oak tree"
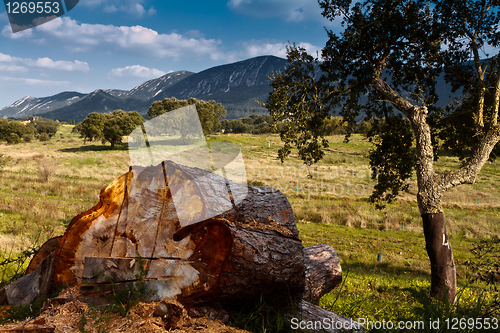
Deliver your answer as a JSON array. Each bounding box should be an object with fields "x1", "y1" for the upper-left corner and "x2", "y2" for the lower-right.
[
  {"x1": 266, "y1": 0, "x2": 500, "y2": 303},
  {"x1": 101, "y1": 110, "x2": 144, "y2": 150},
  {"x1": 148, "y1": 97, "x2": 227, "y2": 137}
]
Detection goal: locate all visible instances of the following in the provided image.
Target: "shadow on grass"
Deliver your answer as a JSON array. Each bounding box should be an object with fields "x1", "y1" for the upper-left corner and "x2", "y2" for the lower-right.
[
  {"x1": 59, "y1": 144, "x2": 129, "y2": 153},
  {"x1": 344, "y1": 261, "x2": 430, "y2": 278}
]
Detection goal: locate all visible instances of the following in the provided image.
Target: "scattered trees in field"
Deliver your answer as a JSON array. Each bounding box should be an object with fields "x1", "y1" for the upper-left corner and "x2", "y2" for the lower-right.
[
  {"x1": 30, "y1": 117, "x2": 59, "y2": 136},
  {"x1": 266, "y1": 0, "x2": 500, "y2": 303},
  {"x1": 74, "y1": 110, "x2": 144, "y2": 150},
  {"x1": 0, "y1": 119, "x2": 35, "y2": 143},
  {"x1": 222, "y1": 114, "x2": 273, "y2": 134},
  {"x1": 74, "y1": 113, "x2": 106, "y2": 144}
]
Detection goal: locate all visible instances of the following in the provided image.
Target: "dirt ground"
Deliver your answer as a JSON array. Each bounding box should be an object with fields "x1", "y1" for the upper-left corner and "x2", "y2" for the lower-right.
[{"x1": 0, "y1": 288, "x2": 249, "y2": 333}]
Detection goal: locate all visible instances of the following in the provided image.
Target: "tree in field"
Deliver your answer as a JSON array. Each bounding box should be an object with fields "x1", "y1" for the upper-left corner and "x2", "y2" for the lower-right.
[
  {"x1": 0, "y1": 119, "x2": 35, "y2": 143},
  {"x1": 33, "y1": 118, "x2": 59, "y2": 136},
  {"x1": 266, "y1": 0, "x2": 500, "y2": 303},
  {"x1": 101, "y1": 110, "x2": 144, "y2": 150},
  {"x1": 148, "y1": 97, "x2": 227, "y2": 137},
  {"x1": 74, "y1": 112, "x2": 106, "y2": 144}
]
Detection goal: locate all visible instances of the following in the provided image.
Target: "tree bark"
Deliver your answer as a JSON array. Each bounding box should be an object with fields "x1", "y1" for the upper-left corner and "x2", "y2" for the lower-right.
[
  {"x1": 303, "y1": 244, "x2": 342, "y2": 304},
  {"x1": 422, "y1": 212, "x2": 456, "y2": 304},
  {"x1": 0, "y1": 252, "x2": 56, "y2": 307},
  {"x1": 175, "y1": 219, "x2": 305, "y2": 306}
]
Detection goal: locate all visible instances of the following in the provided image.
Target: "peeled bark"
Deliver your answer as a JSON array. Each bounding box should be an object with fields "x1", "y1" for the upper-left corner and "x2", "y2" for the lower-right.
[{"x1": 422, "y1": 212, "x2": 456, "y2": 304}]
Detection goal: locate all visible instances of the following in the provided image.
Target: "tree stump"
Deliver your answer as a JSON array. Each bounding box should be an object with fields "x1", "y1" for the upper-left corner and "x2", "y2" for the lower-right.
[{"x1": 52, "y1": 160, "x2": 305, "y2": 305}]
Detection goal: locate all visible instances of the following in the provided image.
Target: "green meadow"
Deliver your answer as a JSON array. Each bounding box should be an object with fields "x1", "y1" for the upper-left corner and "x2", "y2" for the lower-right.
[{"x1": 1, "y1": 126, "x2": 499, "y2": 331}]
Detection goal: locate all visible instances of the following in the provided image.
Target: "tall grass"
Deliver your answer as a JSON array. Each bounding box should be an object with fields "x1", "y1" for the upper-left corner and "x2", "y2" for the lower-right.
[{"x1": 0, "y1": 130, "x2": 499, "y2": 331}]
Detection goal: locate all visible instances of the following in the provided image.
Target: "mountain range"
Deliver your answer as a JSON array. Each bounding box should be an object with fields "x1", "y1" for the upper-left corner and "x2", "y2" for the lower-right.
[{"x1": 0, "y1": 55, "x2": 288, "y2": 121}]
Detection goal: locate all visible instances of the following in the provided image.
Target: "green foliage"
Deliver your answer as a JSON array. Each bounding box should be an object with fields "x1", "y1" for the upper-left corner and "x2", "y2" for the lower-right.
[
  {"x1": 0, "y1": 119, "x2": 35, "y2": 143},
  {"x1": 148, "y1": 97, "x2": 227, "y2": 137},
  {"x1": 367, "y1": 115, "x2": 416, "y2": 208},
  {"x1": 39, "y1": 133, "x2": 50, "y2": 142},
  {"x1": 6, "y1": 133, "x2": 20, "y2": 144},
  {"x1": 101, "y1": 110, "x2": 144, "y2": 150},
  {"x1": 229, "y1": 294, "x2": 296, "y2": 333},
  {"x1": 464, "y1": 237, "x2": 500, "y2": 317},
  {"x1": 74, "y1": 112, "x2": 106, "y2": 144},
  {"x1": 74, "y1": 110, "x2": 144, "y2": 149},
  {"x1": 0, "y1": 246, "x2": 37, "y2": 289},
  {"x1": 22, "y1": 134, "x2": 33, "y2": 142},
  {"x1": 265, "y1": 44, "x2": 329, "y2": 171},
  {"x1": 31, "y1": 117, "x2": 59, "y2": 136},
  {"x1": 268, "y1": 0, "x2": 500, "y2": 206},
  {"x1": 222, "y1": 114, "x2": 274, "y2": 134}
]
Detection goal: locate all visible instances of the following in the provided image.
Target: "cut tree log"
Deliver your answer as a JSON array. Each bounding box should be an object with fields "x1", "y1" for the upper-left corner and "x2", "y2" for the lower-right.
[
  {"x1": 303, "y1": 243, "x2": 342, "y2": 304},
  {"x1": 292, "y1": 300, "x2": 365, "y2": 333},
  {"x1": 0, "y1": 252, "x2": 56, "y2": 307},
  {"x1": 53, "y1": 160, "x2": 305, "y2": 305},
  {"x1": 25, "y1": 236, "x2": 62, "y2": 274}
]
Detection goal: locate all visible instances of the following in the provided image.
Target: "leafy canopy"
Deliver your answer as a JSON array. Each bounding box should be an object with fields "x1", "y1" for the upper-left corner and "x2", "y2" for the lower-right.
[
  {"x1": 266, "y1": 0, "x2": 500, "y2": 205},
  {"x1": 148, "y1": 97, "x2": 227, "y2": 137}
]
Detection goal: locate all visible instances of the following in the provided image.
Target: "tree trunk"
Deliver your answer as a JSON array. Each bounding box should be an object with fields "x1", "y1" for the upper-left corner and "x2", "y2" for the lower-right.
[{"x1": 422, "y1": 212, "x2": 456, "y2": 304}]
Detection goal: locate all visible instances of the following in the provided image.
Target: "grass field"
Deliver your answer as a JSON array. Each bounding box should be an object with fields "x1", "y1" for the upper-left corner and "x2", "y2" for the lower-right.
[{"x1": 0, "y1": 126, "x2": 499, "y2": 330}]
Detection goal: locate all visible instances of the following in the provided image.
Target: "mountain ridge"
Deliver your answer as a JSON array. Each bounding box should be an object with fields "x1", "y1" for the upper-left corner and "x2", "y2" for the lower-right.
[{"x1": 0, "y1": 56, "x2": 287, "y2": 121}]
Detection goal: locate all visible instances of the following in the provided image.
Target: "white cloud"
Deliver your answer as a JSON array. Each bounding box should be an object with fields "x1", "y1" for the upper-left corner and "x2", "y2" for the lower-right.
[
  {"x1": 1, "y1": 24, "x2": 33, "y2": 39},
  {"x1": 227, "y1": 0, "x2": 329, "y2": 23},
  {"x1": 0, "y1": 64, "x2": 28, "y2": 72},
  {"x1": 27, "y1": 17, "x2": 225, "y2": 60},
  {"x1": 31, "y1": 58, "x2": 90, "y2": 72},
  {"x1": 80, "y1": 0, "x2": 155, "y2": 18},
  {"x1": 109, "y1": 65, "x2": 166, "y2": 79},
  {"x1": 147, "y1": 7, "x2": 157, "y2": 16},
  {"x1": 0, "y1": 52, "x2": 90, "y2": 72},
  {"x1": 240, "y1": 40, "x2": 321, "y2": 59},
  {"x1": 0, "y1": 76, "x2": 71, "y2": 86}
]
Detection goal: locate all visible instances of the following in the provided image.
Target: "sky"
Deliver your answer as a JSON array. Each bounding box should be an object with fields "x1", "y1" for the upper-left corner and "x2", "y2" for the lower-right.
[{"x1": 0, "y1": 0, "x2": 341, "y2": 109}]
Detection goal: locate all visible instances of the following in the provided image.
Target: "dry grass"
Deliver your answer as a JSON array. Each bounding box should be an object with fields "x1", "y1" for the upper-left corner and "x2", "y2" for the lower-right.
[{"x1": 0, "y1": 130, "x2": 499, "y2": 263}]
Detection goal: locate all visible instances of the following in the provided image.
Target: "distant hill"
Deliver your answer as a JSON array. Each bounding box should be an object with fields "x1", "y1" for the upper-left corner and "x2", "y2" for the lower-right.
[
  {"x1": 0, "y1": 56, "x2": 288, "y2": 122},
  {"x1": 0, "y1": 91, "x2": 86, "y2": 118}
]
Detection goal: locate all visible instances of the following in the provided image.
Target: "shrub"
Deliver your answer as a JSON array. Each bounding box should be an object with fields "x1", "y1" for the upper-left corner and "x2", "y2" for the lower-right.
[
  {"x1": 37, "y1": 156, "x2": 57, "y2": 182},
  {"x1": 39, "y1": 133, "x2": 50, "y2": 142},
  {"x1": 6, "y1": 133, "x2": 20, "y2": 144},
  {"x1": 0, "y1": 153, "x2": 8, "y2": 172},
  {"x1": 464, "y1": 237, "x2": 500, "y2": 317}
]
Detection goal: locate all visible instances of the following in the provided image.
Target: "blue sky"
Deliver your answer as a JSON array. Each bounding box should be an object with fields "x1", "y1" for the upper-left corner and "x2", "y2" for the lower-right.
[{"x1": 0, "y1": 0, "x2": 340, "y2": 109}]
